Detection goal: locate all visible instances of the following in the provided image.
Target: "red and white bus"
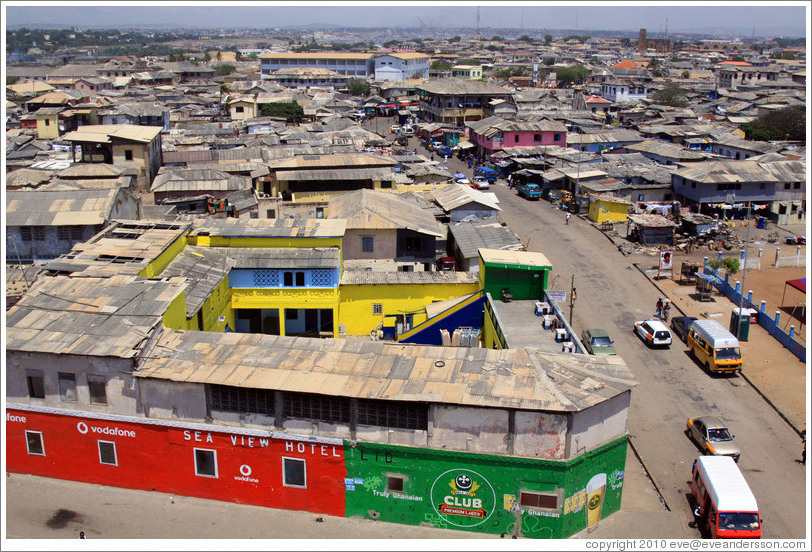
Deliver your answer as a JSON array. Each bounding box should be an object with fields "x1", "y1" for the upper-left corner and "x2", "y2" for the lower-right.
[{"x1": 690, "y1": 455, "x2": 761, "y2": 539}]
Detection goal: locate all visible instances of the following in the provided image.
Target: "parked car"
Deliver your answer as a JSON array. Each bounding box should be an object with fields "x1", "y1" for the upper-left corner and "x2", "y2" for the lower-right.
[
  {"x1": 516, "y1": 182, "x2": 542, "y2": 200},
  {"x1": 473, "y1": 176, "x2": 490, "y2": 190},
  {"x1": 634, "y1": 319, "x2": 673, "y2": 347},
  {"x1": 436, "y1": 257, "x2": 457, "y2": 271},
  {"x1": 581, "y1": 328, "x2": 617, "y2": 355},
  {"x1": 671, "y1": 316, "x2": 698, "y2": 343},
  {"x1": 389, "y1": 124, "x2": 401, "y2": 134},
  {"x1": 686, "y1": 416, "x2": 741, "y2": 462},
  {"x1": 456, "y1": 178, "x2": 472, "y2": 187},
  {"x1": 436, "y1": 145, "x2": 455, "y2": 157}
]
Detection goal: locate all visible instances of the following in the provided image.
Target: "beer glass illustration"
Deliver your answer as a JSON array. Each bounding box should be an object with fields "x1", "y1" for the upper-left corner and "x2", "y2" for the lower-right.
[{"x1": 586, "y1": 473, "x2": 607, "y2": 527}]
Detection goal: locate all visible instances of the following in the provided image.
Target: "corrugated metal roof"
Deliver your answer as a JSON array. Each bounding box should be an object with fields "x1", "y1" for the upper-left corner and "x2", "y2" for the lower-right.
[
  {"x1": 134, "y1": 329, "x2": 636, "y2": 412},
  {"x1": 626, "y1": 140, "x2": 710, "y2": 160},
  {"x1": 6, "y1": 188, "x2": 118, "y2": 227},
  {"x1": 189, "y1": 217, "x2": 347, "y2": 239},
  {"x1": 275, "y1": 167, "x2": 396, "y2": 182},
  {"x1": 432, "y1": 183, "x2": 501, "y2": 212},
  {"x1": 6, "y1": 275, "x2": 186, "y2": 359},
  {"x1": 61, "y1": 124, "x2": 163, "y2": 143},
  {"x1": 340, "y1": 270, "x2": 479, "y2": 286},
  {"x1": 448, "y1": 219, "x2": 523, "y2": 259},
  {"x1": 270, "y1": 153, "x2": 396, "y2": 170},
  {"x1": 260, "y1": 52, "x2": 374, "y2": 60},
  {"x1": 327, "y1": 189, "x2": 445, "y2": 237}
]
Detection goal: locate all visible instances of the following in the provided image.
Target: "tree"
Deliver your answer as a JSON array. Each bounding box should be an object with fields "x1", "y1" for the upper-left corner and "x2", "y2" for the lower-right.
[
  {"x1": 650, "y1": 85, "x2": 689, "y2": 107},
  {"x1": 544, "y1": 34, "x2": 553, "y2": 45},
  {"x1": 708, "y1": 258, "x2": 740, "y2": 276},
  {"x1": 740, "y1": 105, "x2": 805, "y2": 142},
  {"x1": 346, "y1": 78, "x2": 371, "y2": 97},
  {"x1": 517, "y1": 34, "x2": 534, "y2": 43},
  {"x1": 430, "y1": 60, "x2": 452, "y2": 70},
  {"x1": 493, "y1": 66, "x2": 529, "y2": 80},
  {"x1": 619, "y1": 37, "x2": 632, "y2": 48},
  {"x1": 259, "y1": 101, "x2": 304, "y2": 123},
  {"x1": 219, "y1": 83, "x2": 230, "y2": 116},
  {"x1": 542, "y1": 57, "x2": 556, "y2": 66},
  {"x1": 680, "y1": 70, "x2": 691, "y2": 79},
  {"x1": 214, "y1": 64, "x2": 236, "y2": 76},
  {"x1": 491, "y1": 35, "x2": 503, "y2": 41},
  {"x1": 448, "y1": 36, "x2": 461, "y2": 43},
  {"x1": 455, "y1": 58, "x2": 482, "y2": 66},
  {"x1": 7, "y1": 75, "x2": 20, "y2": 85},
  {"x1": 647, "y1": 58, "x2": 662, "y2": 69},
  {"x1": 555, "y1": 64, "x2": 589, "y2": 85}
]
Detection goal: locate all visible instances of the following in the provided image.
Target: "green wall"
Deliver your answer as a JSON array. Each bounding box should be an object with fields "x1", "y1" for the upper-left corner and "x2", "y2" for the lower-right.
[
  {"x1": 342, "y1": 436, "x2": 628, "y2": 538},
  {"x1": 482, "y1": 266, "x2": 549, "y2": 301}
]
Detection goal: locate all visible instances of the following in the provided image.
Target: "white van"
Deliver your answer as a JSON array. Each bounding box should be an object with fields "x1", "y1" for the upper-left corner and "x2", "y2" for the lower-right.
[{"x1": 691, "y1": 455, "x2": 761, "y2": 538}]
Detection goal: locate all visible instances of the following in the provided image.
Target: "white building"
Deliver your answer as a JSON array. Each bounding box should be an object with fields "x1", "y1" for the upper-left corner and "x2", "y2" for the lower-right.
[
  {"x1": 373, "y1": 53, "x2": 430, "y2": 81},
  {"x1": 600, "y1": 81, "x2": 649, "y2": 103}
]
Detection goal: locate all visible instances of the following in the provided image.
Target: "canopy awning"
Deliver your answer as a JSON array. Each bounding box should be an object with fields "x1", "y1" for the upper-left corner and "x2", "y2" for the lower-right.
[{"x1": 786, "y1": 278, "x2": 806, "y2": 294}]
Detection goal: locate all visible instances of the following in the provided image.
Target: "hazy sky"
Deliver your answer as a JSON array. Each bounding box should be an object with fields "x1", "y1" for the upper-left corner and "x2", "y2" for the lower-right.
[{"x1": 4, "y1": 2, "x2": 808, "y2": 37}]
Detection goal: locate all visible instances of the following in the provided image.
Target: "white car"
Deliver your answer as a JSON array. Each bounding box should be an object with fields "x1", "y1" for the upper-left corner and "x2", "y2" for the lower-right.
[
  {"x1": 473, "y1": 176, "x2": 490, "y2": 190},
  {"x1": 634, "y1": 319, "x2": 673, "y2": 348}
]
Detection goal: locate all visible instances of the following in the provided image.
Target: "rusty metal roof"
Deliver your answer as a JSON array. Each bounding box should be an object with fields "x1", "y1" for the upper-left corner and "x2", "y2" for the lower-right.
[
  {"x1": 134, "y1": 329, "x2": 637, "y2": 412},
  {"x1": 6, "y1": 188, "x2": 119, "y2": 227},
  {"x1": 189, "y1": 217, "x2": 347, "y2": 239}
]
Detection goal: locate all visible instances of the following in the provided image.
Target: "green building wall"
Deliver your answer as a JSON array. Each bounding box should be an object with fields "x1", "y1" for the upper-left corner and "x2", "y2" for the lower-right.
[{"x1": 342, "y1": 435, "x2": 628, "y2": 538}]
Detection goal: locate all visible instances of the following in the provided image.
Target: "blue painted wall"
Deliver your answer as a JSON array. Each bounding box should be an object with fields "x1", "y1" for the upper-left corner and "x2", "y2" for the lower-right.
[
  {"x1": 229, "y1": 268, "x2": 339, "y2": 289},
  {"x1": 399, "y1": 294, "x2": 486, "y2": 346}
]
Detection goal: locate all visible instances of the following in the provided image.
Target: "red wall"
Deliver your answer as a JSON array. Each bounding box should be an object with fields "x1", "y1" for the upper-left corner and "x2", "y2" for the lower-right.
[{"x1": 5, "y1": 408, "x2": 346, "y2": 516}]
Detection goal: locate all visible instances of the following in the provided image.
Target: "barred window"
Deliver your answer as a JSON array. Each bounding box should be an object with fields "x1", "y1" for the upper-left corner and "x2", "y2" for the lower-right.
[
  {"x1": 282, "y1": 392, "x2": 350, "y2": 424},
  {"x1": 372, "y1": 303, "x2": 383, "y2": 315},
  {"x1": 209, "y1": 384, "x2": 275, "y2": 415},
  {"x1": 311, "y1": 270, "x2": 332, "y2": 287},
  {"x1": 58, "y1": 226, "x2": 71, "y2": 240},
  {"x1": 20, "y1": 227, "x2": 33, "y2": 241},
  {"x1": 71, "y1": 226, "x2": 84, "y2": 240},
  {"x1": 253, "y1": 270, "x2": 279, "y2": 287},
  {"x1": 33, "y1": 226, "x2": 46, "y2": 241},
  {"x1": 357, "y1": 398, "x2": 428, "y2": 430}
]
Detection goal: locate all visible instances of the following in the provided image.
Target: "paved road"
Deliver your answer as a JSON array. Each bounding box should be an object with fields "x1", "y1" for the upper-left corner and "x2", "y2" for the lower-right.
[{"x1": 489, "y1": 180, "x2": 807, "y2": 539}]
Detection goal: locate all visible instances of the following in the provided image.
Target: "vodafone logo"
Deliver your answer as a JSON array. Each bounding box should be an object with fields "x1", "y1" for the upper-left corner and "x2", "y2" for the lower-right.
[
  {"x1": 234, "y1": 464, "x2": 258, "y2": 483},
  {"x1": 240, "y1": 464, "x2": 252, "y2": 476},
  {"x1": 77, "y1": 422, "x2": 89, "y2": 434},
  {"x1": 75, "y1": 421, "x2": 135, "y2": 438}
]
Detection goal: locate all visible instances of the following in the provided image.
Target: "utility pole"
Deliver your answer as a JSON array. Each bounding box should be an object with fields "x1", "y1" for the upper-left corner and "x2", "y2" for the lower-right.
[
  {"x1": 569, "y1": 275, "x2": 576, "y2": 326},
  {"x1": 476, "y1": 7, "x2": 481, "y2": 40}
]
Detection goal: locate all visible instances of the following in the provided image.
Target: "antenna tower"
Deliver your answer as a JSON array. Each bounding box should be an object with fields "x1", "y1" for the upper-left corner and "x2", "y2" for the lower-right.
[{"x1": 476, "y1": 7, "x2": 480, "y2": 39}]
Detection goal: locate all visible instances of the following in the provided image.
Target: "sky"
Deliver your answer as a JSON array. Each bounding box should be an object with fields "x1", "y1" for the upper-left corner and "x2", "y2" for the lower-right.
[{"x1": 3, "y1": 2, "x2": 809, "y2": 37}]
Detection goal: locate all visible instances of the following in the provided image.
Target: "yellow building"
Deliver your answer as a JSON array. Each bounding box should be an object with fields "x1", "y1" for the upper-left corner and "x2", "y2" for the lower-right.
[
  {"x1": 587, "y1": 194, "x2": 632, "y2": 224},
  {"x1": 228, "y1": 95, "x2": 258, "y2": 120},
  {"x1": 339, "y1": 271, "x2": 480, "y2": 338},
  {"x1": 451, "y1": 65, "x2": 483, "y2": 79},
  {"x1": 35, "y1": 107, "x2": 63, "y2": 139}
]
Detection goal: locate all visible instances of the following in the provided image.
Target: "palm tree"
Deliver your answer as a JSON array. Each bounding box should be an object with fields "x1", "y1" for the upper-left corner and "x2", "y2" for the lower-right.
[{"x1": 219, "y1": 83, "x2": 230, "y2": 117}]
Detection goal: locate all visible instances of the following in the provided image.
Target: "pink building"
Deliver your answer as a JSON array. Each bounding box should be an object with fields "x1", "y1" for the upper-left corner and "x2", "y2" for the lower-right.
[{"x1": 469, "y1": 117, "x2": 568, "y2": 157}]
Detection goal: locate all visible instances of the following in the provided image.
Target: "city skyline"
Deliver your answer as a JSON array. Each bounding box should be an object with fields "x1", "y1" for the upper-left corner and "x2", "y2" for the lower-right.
[{"x1": 4, "y1": 2, "x2": 809, "y2": 38}]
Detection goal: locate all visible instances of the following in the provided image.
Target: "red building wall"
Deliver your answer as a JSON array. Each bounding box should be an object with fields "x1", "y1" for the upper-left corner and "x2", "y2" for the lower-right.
[{"x1": 5, "y1": 407, "x2": 346, "y2": 516}]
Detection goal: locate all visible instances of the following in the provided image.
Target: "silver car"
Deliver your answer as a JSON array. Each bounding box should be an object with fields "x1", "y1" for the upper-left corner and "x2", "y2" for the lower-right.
[{"x1": 686, "y1": 416, "x2": 741, "y2": 462}]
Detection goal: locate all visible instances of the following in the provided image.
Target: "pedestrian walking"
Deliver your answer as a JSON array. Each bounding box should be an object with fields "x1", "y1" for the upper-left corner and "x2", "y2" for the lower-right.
[
  {"x1": 507, "y1": 174, "x2": 513, "y2": 188},
  {"x1": 431, "y1": 152, "x2": 435, "y2": 161},
  {"x1": 801, "y1": 429, "x2": 806, "y2": 465},
  {"x1": 656, "y1": 297, "x2": 664, "y2": 318},
  {"x1": 467, "y1": 157, "x2": 472, "y2": 169},
  {"x1": 565, "y1": 212, "x2": 571, "y2": 225},
  {"x1": 444, "y1": 155, "x2": 448, "y2": 164}
]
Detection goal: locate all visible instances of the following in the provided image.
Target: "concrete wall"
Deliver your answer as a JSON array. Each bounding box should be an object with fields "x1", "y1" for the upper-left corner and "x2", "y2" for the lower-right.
[
  {"x1": 431, "y1": 405, "x2": 509, "y2": 454},
  {"x1": 138, "y1": 378, "x2": 208, "y2": 421},
  {"x1": 569, "y1": 391, "x2": 630, "y2": 457},
  {"x1": 513, "y1": 410, "x2": 569, "y2": 459},
  {"x1": 343, "y1": 229, "x2": 396, "y2": 260},
  {"x1": 5, "y1": 351, "x2": 138, "y2": 416}
]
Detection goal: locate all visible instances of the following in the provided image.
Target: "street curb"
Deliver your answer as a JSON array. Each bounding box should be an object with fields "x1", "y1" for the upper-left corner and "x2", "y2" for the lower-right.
[
  {"x1": 627, "y1": 436, "x2": 671, "y2": 512},
  {"x1": 631, "y1": 263, "x2": 803, "y2": 437}
]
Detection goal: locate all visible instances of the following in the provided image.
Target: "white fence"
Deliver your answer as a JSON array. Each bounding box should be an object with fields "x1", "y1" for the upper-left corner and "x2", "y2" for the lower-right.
[{"x1": 774, "y1": 246, "x2": 806, "y2": 268}]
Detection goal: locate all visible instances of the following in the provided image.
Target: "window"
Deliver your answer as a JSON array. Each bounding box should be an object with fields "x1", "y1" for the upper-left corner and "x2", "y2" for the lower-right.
[
  {"x1": 387, "y1": 475, "x2": 406, "y2": 493},
  {"x1": 514, "y1": 135, "x2": 519, "y2": 143},
  {"x1": 26, "y1": 431, "x2": 45, "y2": 456},
  {"x1": 794, "y1": 182, "x2": 801, "y2": 189},
  {"x1": 87, "y1": 375, "x2": 108, "y2": 405},
  {"x1": 283, "y1": 457, "x2": 306, "y2": 488},
  {"x1": 98, "y1": 440, "x2": 117, "y2": 465},
  {"x1": 283, "y1": 271, "x2": 305, "y2": 286},
  {"x1": 362, "y1": 236, "x2": 374, "y2": 252},
  {"x1": 44, "y1": 119, "x2": 50, "y2": 126},
  {"x1": 58, "y1": 372, "x2": 77, "y2": 402},
  {"x1": 209, "y1": 384, "x2": 274, "y2": 415},
  {"x1": 519, "y1": 491, "x2": 559, "y2": 511},
  {"x1": 357, "y1": 398, "x2": 428, "y2": 430},
  {"x1": 194, "y1": 448, "x2": 218, "y2": 477},
  {"x1": 20, "y1": 227, "x2": 32, "y2": 241},
  {"x1": 282, "y1": 392, "x2": 350, "y2": 423},
  {"x1": 32, "y1": 226, "x2": 45, "y2": 241},
  {"x1": 235, "y1": 106, "x2": 244, "y2": 113},
  {"x1": 554, "y1": 133, "x2": 561, "y2": 142},
  {"x1": 534, "y1": 134, "x2": 542, "y2": 142},
  {"x1": 124, "y1": 150, "x2": 133, "y2": 161},
  {"x1": 404, "y1": 237, "x2": 423, "y2": 251},
  {"x1": 372, "y1": 303, "x2": 383, "y2": 315},
  {"x1": 57, "y1": 226, "x2": 70, "y2": 240},
  {"x1": 26, "y1": 370, "x2": 45, "y2": 399}
]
